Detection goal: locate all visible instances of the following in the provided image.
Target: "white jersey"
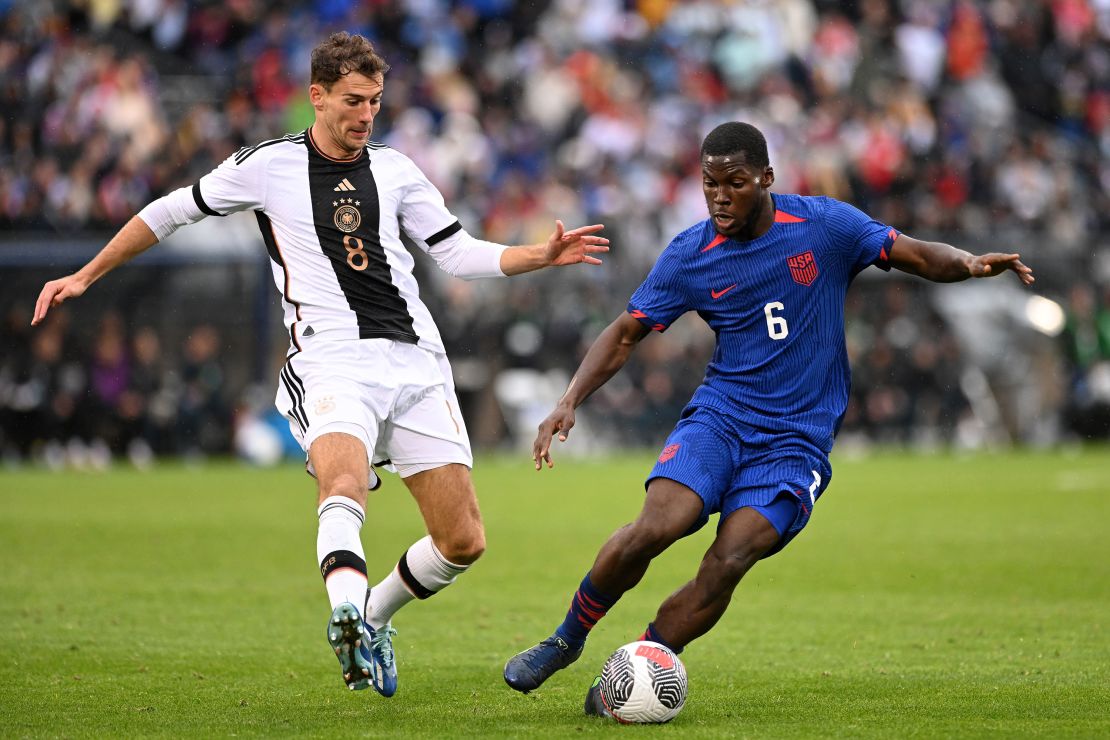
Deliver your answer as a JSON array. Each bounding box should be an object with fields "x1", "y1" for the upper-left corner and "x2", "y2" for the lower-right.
[{"x1": 140, "y1": 128, "x2": 505, "y2": 354}]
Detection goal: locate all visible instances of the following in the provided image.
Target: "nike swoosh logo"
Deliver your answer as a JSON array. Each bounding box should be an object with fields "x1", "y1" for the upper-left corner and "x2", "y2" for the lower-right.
[{"x1": 710, "y1": 284, "x2": 737, "y2": 300}]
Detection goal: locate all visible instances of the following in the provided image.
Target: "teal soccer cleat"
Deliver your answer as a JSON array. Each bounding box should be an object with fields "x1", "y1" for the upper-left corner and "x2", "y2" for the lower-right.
[
  {"x1": 366, "y1": 623, "x2": 398, "y2": 697},
  {"x1": 327, "y1": 603, "x2": 373, "y2": 691}
]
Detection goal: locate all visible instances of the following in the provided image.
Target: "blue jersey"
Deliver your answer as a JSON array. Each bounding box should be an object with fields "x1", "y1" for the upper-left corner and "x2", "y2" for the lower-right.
[{"x1": 628, "y1": 193, "x2": 899, "y2": 454}]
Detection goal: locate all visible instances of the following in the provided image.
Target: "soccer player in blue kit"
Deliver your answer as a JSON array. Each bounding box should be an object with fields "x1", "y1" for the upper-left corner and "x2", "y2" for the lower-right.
[{"x1": 503, "y1": 122, "x2": 1035, "y2": 715}]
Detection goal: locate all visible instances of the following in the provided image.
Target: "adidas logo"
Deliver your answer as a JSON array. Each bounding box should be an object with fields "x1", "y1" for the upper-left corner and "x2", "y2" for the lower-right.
[{"x1": 333, "y1": 178, "x2": 356, "y2": 192}]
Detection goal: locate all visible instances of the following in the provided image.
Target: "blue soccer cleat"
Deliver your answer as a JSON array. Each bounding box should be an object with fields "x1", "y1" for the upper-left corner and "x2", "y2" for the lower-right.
[
  {"x1": 503, "y1": 635, "x2": 583, "y2": 693},
  {"x1": 584, "y1": 675, "x2": 614, "y2": 719},
  {"x1": 327, "y1": 602, "x2": 373, "y2": 691},
  {"x1": 366, "y1": 623, "x2": 398, "y2": 697}
]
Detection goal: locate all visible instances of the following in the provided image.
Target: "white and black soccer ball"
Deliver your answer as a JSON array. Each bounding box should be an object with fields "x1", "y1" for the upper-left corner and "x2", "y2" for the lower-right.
[{"x1": 598, "y1": 641, "x2": 688, "y2": 723}]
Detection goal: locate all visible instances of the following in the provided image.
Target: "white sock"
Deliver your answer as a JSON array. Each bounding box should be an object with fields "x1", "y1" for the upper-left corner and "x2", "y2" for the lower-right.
[
  {"x1": 365, "y1": 535, "x2": 468, "y2": 629},
  {"x1": 317, "y1": 496, "x2": 368, "y2": 613}
]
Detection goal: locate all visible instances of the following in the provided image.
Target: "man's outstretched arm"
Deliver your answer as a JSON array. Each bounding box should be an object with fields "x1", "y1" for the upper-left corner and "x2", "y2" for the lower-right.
[
  {"x1": 887, "y1": 235, "x2": 1035, "y2": 286},
  {"x1": 32, "y1": 216, "x2": 159, "y2": 326},
  {"x1": 533, "y1": 312, "x2": 651, "y2": 469},
  {"x1": 499, "y1": 220, "x2": 609, "y2": 276}
]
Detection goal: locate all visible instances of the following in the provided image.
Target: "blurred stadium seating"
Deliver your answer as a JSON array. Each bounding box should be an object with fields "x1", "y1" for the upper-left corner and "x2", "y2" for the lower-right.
[{"x1": 2, "y1": 0, "x2": 1109, "y2": 466}]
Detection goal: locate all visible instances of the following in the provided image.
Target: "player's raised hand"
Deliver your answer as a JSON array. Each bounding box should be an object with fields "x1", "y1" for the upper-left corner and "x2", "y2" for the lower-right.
[
  {"x1": 533, "y1": 403, "x2": 577, "y2": 471},
  {"x1": 543, "y1": 220, "x2": 609, "y2": 267},
  {"x1": 969, "y1": 253, "x2": 1035, "y2": 286},
  {"x1": 32, "y1": 274, "x2": 90, "y2": 326}
]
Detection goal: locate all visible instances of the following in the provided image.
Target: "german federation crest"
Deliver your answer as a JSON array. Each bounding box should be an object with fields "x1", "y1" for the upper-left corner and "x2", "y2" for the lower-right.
[
  {"x1": 787, "y1": 250, "x2": 818, "y2": 286},
  {"x1": 333, "y1": 198, "x2": 361, "y2": 233}
]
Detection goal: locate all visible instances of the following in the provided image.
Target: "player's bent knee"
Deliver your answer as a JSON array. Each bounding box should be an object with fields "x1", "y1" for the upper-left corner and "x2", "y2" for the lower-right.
[
  {"x1": 434, "y1": 530, "x2": 486, "y2": 565},
  {"x1": 702, "y1": 550, "x2": 756, "y2": 592},
  {"x1": 319, "y1": 474, "x2": 366, "y2": 505},
  {"x1": 623, "y1": 519, "x2": 682, "y2": 559}
]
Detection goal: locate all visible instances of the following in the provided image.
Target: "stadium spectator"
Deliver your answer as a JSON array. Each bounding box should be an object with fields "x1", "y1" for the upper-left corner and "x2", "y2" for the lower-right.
[
  {"x1": 1061, "y1": 282, "x2": 1110, "y2": 438},
  {"x1": 176, "y1": 323, "x2": 230, "y2": 458}
]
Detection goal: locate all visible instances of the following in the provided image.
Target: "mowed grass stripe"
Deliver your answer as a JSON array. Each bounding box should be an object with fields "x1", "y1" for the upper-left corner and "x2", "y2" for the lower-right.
[{"x1": 0, "y1": 450, "x2": 1107, "y2": 737}]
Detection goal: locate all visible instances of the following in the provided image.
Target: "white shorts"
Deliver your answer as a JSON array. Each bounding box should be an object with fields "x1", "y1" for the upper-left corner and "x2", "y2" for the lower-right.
[{"x1": 275, "y1": 339, "x2": 473, "y2": 482}]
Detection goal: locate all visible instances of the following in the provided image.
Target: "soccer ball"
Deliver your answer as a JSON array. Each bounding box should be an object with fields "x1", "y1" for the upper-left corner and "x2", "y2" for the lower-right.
[{"x1": 598, "y1": 641, "x2": 687, "y2": 723}]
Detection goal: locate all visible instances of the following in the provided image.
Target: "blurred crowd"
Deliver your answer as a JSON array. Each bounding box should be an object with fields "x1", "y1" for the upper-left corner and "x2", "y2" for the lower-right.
[
  {"x1": 2, "y1": 0, "x2": 1110, "y2": 465},
  {"x1": 0, "y1": 307, "x2": 231, "y2": 467}
]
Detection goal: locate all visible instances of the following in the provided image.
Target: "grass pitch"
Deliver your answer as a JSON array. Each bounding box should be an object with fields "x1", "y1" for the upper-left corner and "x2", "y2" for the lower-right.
[{"x1": 1, "y1": 449, "x2": 1108, "y2": 738}]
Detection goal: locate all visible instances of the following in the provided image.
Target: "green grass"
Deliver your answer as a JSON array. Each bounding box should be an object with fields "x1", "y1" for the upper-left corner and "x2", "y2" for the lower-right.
[{"x1": 1, "y1": 449, "x2": 1109, "y2": 738}]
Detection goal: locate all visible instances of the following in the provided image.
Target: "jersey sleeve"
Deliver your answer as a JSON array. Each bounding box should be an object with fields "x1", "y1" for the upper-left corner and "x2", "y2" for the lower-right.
[
  {"x1": 823, "y1": 198, "x2": 899, "y2": 275},
  {"x1": 396, "y1": 156, "x2": 463, "y2": 248},
  {"x1": 627, "y1": 243, "x2": 690, "y2": 332},
  {"x1": 193, "y1": 149, "x2": 269, "y2": 216},
  {"x1": 421, "y1": 228, "x2": 507, "y2": 279},
  {"x1": 137, "y1": 149, "x2": 268, "y2": 240}
]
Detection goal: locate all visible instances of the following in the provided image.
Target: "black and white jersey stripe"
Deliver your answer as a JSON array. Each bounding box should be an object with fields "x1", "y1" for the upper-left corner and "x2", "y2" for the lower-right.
[{"x1": 191, "y1": 128, "x2": 463, "y2": 354}]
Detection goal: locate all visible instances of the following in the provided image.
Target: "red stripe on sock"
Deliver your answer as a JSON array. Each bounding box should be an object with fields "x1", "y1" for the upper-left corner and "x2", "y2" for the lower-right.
[{"x1": 574, "y1": 593, "x2": 606, "y2": 622}]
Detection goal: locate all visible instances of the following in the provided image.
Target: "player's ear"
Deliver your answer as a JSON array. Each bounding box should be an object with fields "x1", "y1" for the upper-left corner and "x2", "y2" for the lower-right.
[
  {"x1": 309, "y1": 83, "x2": 325, "y2": 110},
  {"x1": 761, "y1": 166, "x2": 775, "y2": 188}
]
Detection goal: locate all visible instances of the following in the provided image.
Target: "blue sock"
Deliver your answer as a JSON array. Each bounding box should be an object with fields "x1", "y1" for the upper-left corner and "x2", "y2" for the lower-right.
[
  {"x1": 553, "y1": 573, "x2": 618, "y2": 648},
  {"x1": 639, "y1": 622, "x2": 683, "y2": 654}
]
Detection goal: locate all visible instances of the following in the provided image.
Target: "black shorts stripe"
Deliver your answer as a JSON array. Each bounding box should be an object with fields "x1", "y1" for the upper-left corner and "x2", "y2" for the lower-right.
[
  {"x1": 192, "y1": 182, "x2": 223, "y2": 217},
  {"x1": 280, "y1": 365, "x2": 308, "y2": 432},
  {"x1": 279, "y1": 373, "x2": 306, "y2": 433},
  {"x1": 319, "y1": 550, "x2": 367, "y2": 581},
  {"x1": 284, "y1": 356, "x2": 306, "y2": 395},
  {"x1": 235, "y1": 134, "x2": 305, "y2": 165},
  {"x1": 396, "y1": 552, "x2": 436, "y2": 599},
  {"x1": 425, "y1": 220, "x2": 462, "y2": 246},
  {"x1": 282, "y1": 365, "x2": 308, "y2": 430}
]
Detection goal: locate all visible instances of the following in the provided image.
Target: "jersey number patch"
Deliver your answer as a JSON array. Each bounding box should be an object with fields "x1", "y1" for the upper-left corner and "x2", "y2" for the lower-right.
[
  {"x1": 343, "y1": 235, "x2": 368, "y2": 271},
  {"x1": 764, "y1": 302, "x2": 788, "y2": 340}
]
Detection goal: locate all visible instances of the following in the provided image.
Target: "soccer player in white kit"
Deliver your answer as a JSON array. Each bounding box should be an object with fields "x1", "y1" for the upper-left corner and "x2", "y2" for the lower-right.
[{"x1": 32, "y1": 32, "x2": 609, "y2": 698}]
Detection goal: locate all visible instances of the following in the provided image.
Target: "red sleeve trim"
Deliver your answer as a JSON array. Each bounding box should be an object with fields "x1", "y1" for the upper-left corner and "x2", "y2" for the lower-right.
[{"x1": 628, "y1": 308, "x2": 667, "y2": 332}]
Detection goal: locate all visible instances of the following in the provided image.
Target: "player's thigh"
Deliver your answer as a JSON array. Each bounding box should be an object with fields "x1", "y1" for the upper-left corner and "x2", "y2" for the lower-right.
[
  {"x1": 645, "y1": 408, "x2": 739, "y2": 538},
  {"x1": 275, "y1": 346, "x2": 388, "y2": 482},
  {"x1": 308, "y1": 431, "x2": 371, "y2": 506},
  {"x1": 632, "y1": 477, "x2": 709, "y2": 546},
  {"x1": 709, "y1": 506, "x2": 782, "y2": 577},
  {"x1": 726, "y1": 449, "x2": 831, "y2": 559},
  {"x1": 381, "y1": 366, "x2": 473, "y2": 477},
  {"x1": 403, "y1": 463, "x2": 484, "y2": 562}
]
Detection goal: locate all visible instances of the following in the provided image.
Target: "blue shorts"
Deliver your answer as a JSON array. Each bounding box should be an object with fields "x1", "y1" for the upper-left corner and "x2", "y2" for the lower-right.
[{"x1": 646, "y1": 406, "x2": 832, "y2": 558}]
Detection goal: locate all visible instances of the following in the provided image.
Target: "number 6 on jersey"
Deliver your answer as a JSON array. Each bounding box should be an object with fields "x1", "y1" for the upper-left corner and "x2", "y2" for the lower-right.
[{"x1": 764, "y1": 301, "x2": 788, "y2": 340}]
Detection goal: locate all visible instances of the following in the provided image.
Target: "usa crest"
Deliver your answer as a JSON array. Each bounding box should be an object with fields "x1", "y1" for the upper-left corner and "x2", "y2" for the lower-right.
[{"x1": 787, "y1": 250, "x2": 818, "y2": 286}]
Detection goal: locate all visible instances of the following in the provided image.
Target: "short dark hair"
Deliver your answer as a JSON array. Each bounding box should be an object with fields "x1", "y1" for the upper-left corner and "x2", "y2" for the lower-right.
[
  {"x1": 310, "y1": 32, "x2": 390, "y2": 89},
  {"x1": 701, "y1": 122, "x2": 769, "y2": 168}
]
